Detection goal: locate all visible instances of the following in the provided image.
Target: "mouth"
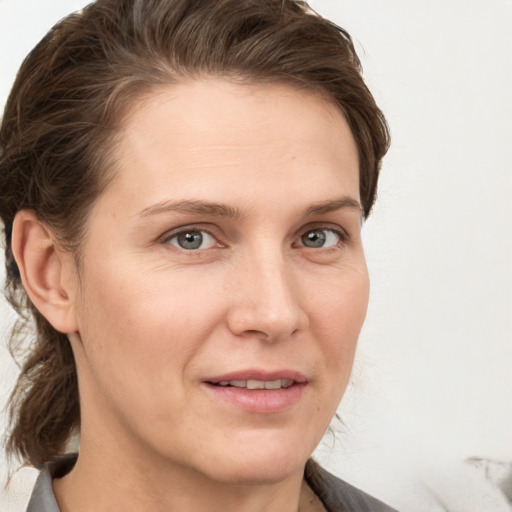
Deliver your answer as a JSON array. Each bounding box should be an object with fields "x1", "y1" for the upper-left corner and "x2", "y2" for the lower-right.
[
  {"x1": 211, "y1": 378, "x2": 295, "y2": 390},
  {"x1": 203, "y1": 371, "x2": 307, "y2": 413}
]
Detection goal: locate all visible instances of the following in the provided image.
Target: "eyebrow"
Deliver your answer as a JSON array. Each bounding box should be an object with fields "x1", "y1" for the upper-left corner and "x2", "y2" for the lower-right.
[
  {"x1": 303, "y1": 197, "x2": 362, "y2": 217},
  {"x1": 137, "y1": 196, "x2": 361, "y2": 219},
  {"x1": 137, "y1": 199, "x2": 242, "y2": 219}
]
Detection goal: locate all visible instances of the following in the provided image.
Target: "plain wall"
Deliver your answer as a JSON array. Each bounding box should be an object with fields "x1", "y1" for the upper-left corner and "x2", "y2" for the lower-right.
[{"x1": 1, "y1": 1, "x2": 511, "y2": 510}]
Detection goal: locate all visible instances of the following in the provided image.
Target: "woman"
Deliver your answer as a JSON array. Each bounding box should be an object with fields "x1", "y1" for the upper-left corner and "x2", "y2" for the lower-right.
[{"x1": 0, "y1": 0, "x2": 393, "y2": 511}]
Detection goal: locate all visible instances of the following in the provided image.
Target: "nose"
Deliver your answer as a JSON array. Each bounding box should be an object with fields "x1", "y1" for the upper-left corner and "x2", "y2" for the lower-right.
[{"x1": 225, "y1": 250, "x2": 309, "y2": 342}]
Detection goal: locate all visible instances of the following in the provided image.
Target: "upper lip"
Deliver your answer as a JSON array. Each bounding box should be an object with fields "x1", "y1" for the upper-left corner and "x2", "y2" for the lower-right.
[{"x1": 204, "y1": 369, "x2": 308, "y2": 384}]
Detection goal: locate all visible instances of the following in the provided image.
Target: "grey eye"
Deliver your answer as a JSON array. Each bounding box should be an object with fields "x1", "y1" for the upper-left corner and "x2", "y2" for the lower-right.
[
  {"x1": 300, "y1": 229, "x2": 340, "y2": 248},
  {"x1": 168, "y1": 230, "x2": 216, "y2": 250}
]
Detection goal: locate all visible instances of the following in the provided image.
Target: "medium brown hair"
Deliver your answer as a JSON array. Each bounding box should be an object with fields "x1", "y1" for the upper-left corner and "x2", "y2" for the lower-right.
[{"x1": 0, "y1": 0, "x2": 390, "y2": 468}]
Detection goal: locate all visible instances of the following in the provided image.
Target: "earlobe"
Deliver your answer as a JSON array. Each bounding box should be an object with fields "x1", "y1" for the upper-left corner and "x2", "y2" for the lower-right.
[{"x1": 11, "y1": 210, "x2": 79, "y2": 334}]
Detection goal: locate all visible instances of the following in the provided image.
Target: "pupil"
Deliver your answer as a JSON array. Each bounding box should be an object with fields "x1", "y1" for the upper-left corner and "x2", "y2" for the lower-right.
[
  {"x1": 303, "y1": 230, "x2": 326, "y2": 248},
  {"x1": 178, "y1": 231, "x2": 203, "y2": 249}
]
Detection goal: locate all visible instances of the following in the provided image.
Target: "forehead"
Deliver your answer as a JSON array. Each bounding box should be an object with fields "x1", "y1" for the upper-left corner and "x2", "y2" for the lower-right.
[
  {"x1": 101, "y1": 79, "x2": 360, "y2": 214},
  {"x1": 120, "y1": 78, "x2": 354, "y2": 150}
]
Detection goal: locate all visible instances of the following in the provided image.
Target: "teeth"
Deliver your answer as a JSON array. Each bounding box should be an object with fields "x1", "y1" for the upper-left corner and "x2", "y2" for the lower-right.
[
  {"x1": 216, "y1": 379, "x2": 294, "y2": 389},
  {"x1": 247, "y1": 379, "x2": 264, "y2": 389},
  {"x1": 264, "y1": 379, "x2": 282, "y2": 390},
  {"x1": 230, "y1": 380, "x2": 247, "y2": 388}
]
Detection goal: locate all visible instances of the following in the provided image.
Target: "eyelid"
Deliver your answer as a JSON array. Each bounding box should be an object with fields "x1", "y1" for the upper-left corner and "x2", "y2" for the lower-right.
[
  {"x1": 157, "y1": 222, "x2": 349, "y2": 251},
  {"x1": 295, "y1": 223, "x2": 349, "y2": 245},
  {"x1": 159, "y1": 224, "x2": 224, "y2": 248}
]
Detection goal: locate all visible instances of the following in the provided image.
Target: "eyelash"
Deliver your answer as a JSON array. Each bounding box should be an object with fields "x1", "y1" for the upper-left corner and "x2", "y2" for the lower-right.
[
  {"x1": 295, "y1": 226, "x2": 348, "y2": 250},
  {"x1": 160, "y1": 224, "x2": 349, "y2": 252},
  {"x1": 160, "y1": 225, "x2": 223, "y2": 252}
]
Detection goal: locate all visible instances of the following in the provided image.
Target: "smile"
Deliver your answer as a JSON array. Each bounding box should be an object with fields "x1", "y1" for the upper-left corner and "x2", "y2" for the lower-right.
[
  {"x1": 203, "y1": 371, "x2": 308, "y2": 413},
  {"x1": 215, "y1": 379, "x2": 294, "y2": 389}
]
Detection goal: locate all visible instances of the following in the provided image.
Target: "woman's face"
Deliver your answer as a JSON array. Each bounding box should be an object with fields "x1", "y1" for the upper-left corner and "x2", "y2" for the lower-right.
[{"x1": 68, "y1": 79, "x2": 368, "y2": 484}]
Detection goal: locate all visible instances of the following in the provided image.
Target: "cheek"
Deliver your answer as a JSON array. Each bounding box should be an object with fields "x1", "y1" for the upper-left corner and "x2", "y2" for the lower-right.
[
  {"x1": 72, "y1": 274, "x2": 205, "y2": 439},
  {"x1": 75, "y1": 264, "x2": 225, "y2": 387},
  {"x1": 311, "y1": 265, "x2": 369, "y2": 380}
]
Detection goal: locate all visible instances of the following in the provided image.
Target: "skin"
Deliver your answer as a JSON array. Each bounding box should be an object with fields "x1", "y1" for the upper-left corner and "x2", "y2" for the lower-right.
[{"x1": 15, "y1": 79, "x2": 368, "y2": 512}]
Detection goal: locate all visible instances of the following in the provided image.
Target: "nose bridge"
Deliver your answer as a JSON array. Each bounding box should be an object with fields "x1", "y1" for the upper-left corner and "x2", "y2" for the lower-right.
[{"x1": 227, "y1": 242, "x2": 306, "y2": 340}]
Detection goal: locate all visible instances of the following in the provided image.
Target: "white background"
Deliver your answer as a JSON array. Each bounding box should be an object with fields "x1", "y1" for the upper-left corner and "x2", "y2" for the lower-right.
[{"x1": 1, "y1": 1, "x2": 511, "y2": 511}]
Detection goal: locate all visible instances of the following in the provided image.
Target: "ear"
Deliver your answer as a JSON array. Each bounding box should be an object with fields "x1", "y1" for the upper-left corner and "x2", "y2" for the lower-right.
[{"x1": 11, "y1": 210, "x2": 79, "y2": 334}]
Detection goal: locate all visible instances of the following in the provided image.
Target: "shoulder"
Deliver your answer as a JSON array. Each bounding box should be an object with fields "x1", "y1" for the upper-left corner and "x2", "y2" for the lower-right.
[
  {"x1": 25, "y1": 455, "x2": 77, "y2": 512},
  {"x1": 305, "y1": 459, "x2": 399, "y2": 512}
]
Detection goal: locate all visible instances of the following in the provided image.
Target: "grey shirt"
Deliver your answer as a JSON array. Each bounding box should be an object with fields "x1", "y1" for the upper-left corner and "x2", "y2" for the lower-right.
[{"x1": 26, "y1": 455, "x2": 397, "y2": 512}]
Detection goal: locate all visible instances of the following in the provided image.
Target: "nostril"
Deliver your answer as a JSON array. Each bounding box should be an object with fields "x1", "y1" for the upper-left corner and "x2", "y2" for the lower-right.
[{"x1": 245, "y1": 329, "x2": 265, "y2": 337}]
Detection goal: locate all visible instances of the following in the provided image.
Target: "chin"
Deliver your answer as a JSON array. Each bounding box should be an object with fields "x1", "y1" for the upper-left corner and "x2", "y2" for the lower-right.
[{"x1": 198, "y1": 442, "x2": 311, "y2": 486}]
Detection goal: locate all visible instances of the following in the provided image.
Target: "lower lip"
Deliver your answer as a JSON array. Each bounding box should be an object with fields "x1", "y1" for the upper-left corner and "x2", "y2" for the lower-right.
[{"x1": 203, "y1": 383, "x2": 306, "y2": 413}]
